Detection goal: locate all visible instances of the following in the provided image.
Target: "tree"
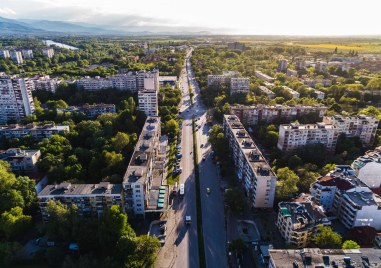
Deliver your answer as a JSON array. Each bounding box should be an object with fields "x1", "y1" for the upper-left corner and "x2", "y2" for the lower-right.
[
  {"x1": 366, "y1": 78, "x2": 381, "y2": 91},
  {"x1": 0, "y1": 206, "x2": 32, "y2": 239},
  {"x1": 229, "y1": 238, "x2": 247, "y2": 254},
  {"x1": 342, "y1": 240, "x2": 360, "y2": 249},
  {"x1": 276, "y1": 167, "x2": 299, "y2": 200},
  {"x1": 359, "y1": 106, "x2": 381, "y2": 118},
  {"x1": 225, "y1": 188, "x2": 245, "y2": 214},
  {"x1": 129, "y1": 235, "x2": 160, "y2": 267},
  {"x1": 320, "y1": 164, "x2": 336, "y2": 176},
  {"x1": 162, "y1": 119, "x2": 179, "y2": 138},
  {"x1": 111, "y1": 132, "x2": 130, "y2": 152},
  {"x1": 312, "y1": 225, "x2": 342, "y2": 249}
]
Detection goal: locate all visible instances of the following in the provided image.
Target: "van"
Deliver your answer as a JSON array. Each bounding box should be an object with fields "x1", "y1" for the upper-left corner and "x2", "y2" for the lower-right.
[{"x1": 179, "y1": 183, "x2": 185, "y2": 196}]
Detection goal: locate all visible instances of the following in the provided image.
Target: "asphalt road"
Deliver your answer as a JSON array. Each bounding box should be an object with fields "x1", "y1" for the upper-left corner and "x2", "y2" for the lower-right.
[
  {"x1": 188, "y1": 55, "x2": 229, "y2": 268},
  {"x1": 174, "y1": 48, "x2": 199, "y2": 268}
]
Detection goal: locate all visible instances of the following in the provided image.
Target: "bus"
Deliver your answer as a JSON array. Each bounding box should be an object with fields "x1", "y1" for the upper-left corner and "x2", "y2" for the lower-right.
[{"x1": 179, "y1": 183, "x2": 185, "y2": 196}]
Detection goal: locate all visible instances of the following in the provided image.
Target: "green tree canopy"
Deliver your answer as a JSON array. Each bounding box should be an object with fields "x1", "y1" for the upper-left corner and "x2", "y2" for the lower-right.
[
  {"x1": 276, "y1": 167, "x2": 299, "y2": 200},
  {"x1": 312, "y1": 225, "x2": 342, "y2": 249},
  {"x1": 342, "y1": 240, "x2": 360, "y2": 249}
]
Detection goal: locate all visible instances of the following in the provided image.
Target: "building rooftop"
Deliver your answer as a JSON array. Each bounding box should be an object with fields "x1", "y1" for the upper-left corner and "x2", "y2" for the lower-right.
[
  {"x1": 269, "y1": 248, "x2": 381, "y2": 268},
  {"x1": 224, "y1": 114, "x2": 275, "y2": 178},
  {"x1": 0, "y1": 123, "x2": 69, "y2": 131},
  {"x1": 38, "y1": 182, "x2": 122, "y2": 197},
  {"x1": 281, "y1": 122, "x2": 337, "y2": 130}
]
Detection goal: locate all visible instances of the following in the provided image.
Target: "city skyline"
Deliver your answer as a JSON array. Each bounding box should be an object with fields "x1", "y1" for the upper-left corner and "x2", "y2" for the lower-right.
[{"x1": 1, "y1": 0, "x2": 381, "y2": 35}]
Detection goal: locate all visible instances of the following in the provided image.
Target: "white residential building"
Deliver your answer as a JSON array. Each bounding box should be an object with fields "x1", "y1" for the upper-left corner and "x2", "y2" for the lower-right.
[
  {"x1": 207, "y1": 71, "x2": 239, "y2": 88},
  {"x1": 230, "y1": 104, "x2": 327, "y2": 126},
  {"x1": 258, "y1": 86, "x2": 275, "y2": 99},
  {"x1": 283, "y1": 86, "x2": 300, "y2": 98},
  {"x1": 77, "y1": 76, "x2": 113, "y2": 91},
  {"x1": 277, "y1": 199, "x2": 330, "y2": 248},
  {"x1": 302, "y1": 79, "x2": 332, "y2": 88},
  {"x1": 254, "y1": 71, "x2": 275, "y2": 82},
  {"x1": 123, "y1": 117, "x2": 168, "y2": 215},
  {"x1": 138, "y1": 88, "x2": 158, "y2": 116},
  {"x1": 10, "y1": 51, "x2": 23, "y2": 64},
  {"x1": 295, "y1": 58, "x2": 306, "y2": 69},
  {"x1": 33, "y1": 75, "x2": 59, "y2": 93},
  {"x1": 286, "y1": 69, "x2": 298, "y2": 76},
  {"x1": 0, "y1": 148, "x2": 41, "y2": 174},
  {"x1": 323, "y1": 115, "x2": 379, "y2": 146},
  {"x1": 277, "y1": 122, "x2": 339, "y2": 152},
  {"x1": 136, "y1": 69, "x2": 160, "y2": 91},
  {"x1": 315, "y1": 62, "x2": 327, "y2": 73},
  {"x1": 352, "y1": 147, "x2": 381, "y2": 188},
  {"x1": 311, "y1": 88, "x2": 325, "y2": 99},
  {"x1": 223, "y1": 115, "x2": 277, "y2": 208},
  {"x1": 0, "y1": 75, "x2": 35, "y2": 123},
  {"x1": 230, "y1": 77, "x2": 250, "y2": 95},
  {"x1": 111, "y1": 74, "x2": 138, "y2": 92},
  {"x1": 38, "y1": 182, "x2": 123, "y2": 219},
  {"x1": 42, "y1": 48, "x2": 54, "y2": 58},
  {"x1": 278, "y1": 59, "x2": 288, "y2": 72},
  {"x1": 0, "y1": 50, "x2": 10, "y2": 59},
  {"x1": 21, "y1": 49, "x2": 34, "y2": 59},
  {"x1": 0, "y1": 123, "x2": 69, "y2": 140}
]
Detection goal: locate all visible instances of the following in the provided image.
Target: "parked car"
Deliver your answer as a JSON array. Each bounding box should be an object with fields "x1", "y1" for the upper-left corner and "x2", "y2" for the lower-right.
[
  {"x1": 185, "y1": 216, "x2": 191, "y2": 225},
  {"x1": 206, "y1": 188, "x2": 211, "y2": 194}
]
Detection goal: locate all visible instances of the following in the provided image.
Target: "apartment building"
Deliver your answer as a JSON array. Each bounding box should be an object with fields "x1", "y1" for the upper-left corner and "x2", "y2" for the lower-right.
[
  {"x1": 123, "y1": 116, "x2": 169, "y2": 215},
  {"x1": 277, "y1": 200, "x2": 329, "y2": 248},
  {"x1": 311, "y1": 165, "x2": 381, "y2": 230},
  {"x1": 230, "y1": 105, "x2": 327, "y2": 126},
  {"x1": 0, "y1": 148, "x2": 41, "y2": 174},
  {"x1": 21, "y1": 49, "x2": 34, "y2": 59},
  {"x1": 227, "y1": 42, "x2": 247, "y2": 50},
  {"x1": 0, "y1": 50, "x2": 10, "y2": 59},
  {"x1": 0, "y1": 75, "x2": 35, "y2": 123},
  {"x1": 38, "y1": 182, "x2": 123, "y2": 220},
  {"x1": 42, "y1": 48, "x2": 54, "y2": 58},
  {"x1": 283, "y1": 86, "x2": 300, "y2": 98},
  {"x1": 0, "y1": 123, "x2": 69, "y2": 140},
  {"x1": 352, "y1": 147, "x2": 381, "y2": 188},
  {"x1": 323, "y1": 115, "x2": 379, "y2": 146},
  {"x1": 111, "y1": 74, "x2": 138, "y2": 92},
  {"x1": 136, "y1": 69, "x2": 160, "y2": 91},
  {"x1": 81, "y1": 103, "x2": 116, "y2": 118},
  {"x1": 138, "y1": 88, "x2": 158, "y2": 116},
  {"x1": 32, "y1": 75, "x2": 59, "y2": 93},
  {"x1": 230, "y1": 77, "x2": 250, "y2": 95},
  {"x1": 311, "y1": 88, "x2": 325, "y2": 99},
  {"x1": 258, "y1": 86, "x2": 275, "y2": 99},
  {"x1": 315, "y1": 62, "x2": 327, "y2": 73},
  {"x1": 302, "y1": 78, "x2": 332, "y2": 87},
  {"x1": 278, "y1": 59, "x2": 288, "y2": 72},
  {"x1": 286, "y1": 69, "x2": 298, "y2": 76},
  {"x1": 207, "y1": 71, "x2": 239, "y2": 88},
  {"x1": 223, "y1": 115, "x2": 277, "y2": 208},
  {"x1": 268, "y1": 248, "x2": 381, "y2": 268},
  {"x1": 263, "y1": 82, "x2": 275, "y2": 88},
  {"x1": 277, "y1": 122, "x2": 339, "y2": 152},
  {"x1": 254, "y1": 71, "x2": 275, "y2": 82},
  {"x1": 77, "y1": 76, "x2": 113, "y2": 91},
  {"x1": 10, "y1": 51, "x2": 23, "y2": 64},
  {"x1": 295, "y1": 58, "x2": 306, "y2": 69}
]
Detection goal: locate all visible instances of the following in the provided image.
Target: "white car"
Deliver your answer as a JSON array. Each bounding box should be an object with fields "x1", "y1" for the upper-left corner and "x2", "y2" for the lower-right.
[{"x1": 185, "y1": 216, "x2": 191, "y2": 225}]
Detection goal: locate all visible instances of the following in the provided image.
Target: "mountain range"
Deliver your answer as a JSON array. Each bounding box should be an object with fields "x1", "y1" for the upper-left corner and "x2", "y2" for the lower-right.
[{"x1": 0, "y1": 16, "x2": 212, "y2": 36}]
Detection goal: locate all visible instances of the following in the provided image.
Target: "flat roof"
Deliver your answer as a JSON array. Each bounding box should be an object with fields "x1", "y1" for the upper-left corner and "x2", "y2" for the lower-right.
[{"x1": 38, "y1": 182, "x2": 122, "y2": 197}]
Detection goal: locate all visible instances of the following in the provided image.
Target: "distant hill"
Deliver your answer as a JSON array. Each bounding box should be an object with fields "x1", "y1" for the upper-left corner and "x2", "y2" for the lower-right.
[{"x1": 0, "y1": 17, "x2": 46, "y2": 34}]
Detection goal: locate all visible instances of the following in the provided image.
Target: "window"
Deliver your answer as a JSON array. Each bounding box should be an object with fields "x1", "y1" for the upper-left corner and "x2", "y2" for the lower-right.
[{"x1": 135, "y1": 190, "x2": 141, "y2": 193}]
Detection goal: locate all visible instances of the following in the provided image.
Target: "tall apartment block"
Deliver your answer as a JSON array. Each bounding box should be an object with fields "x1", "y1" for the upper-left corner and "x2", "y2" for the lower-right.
[
  {"x1": 123, "y1": 116, "x2": 168, "y2": 215},
  {"x1": 0, "y1": 50, "x2": 10, "y2": 59},
  {"x1": 138, "y1": 88, "x2": 158, "y2": 116},
  {"x1": 310, "y1": 165, "x2": 381, "y2": 230},
  {"x1": 42, "y1": 48, "x2": 54, "y2": 58},
  {"x1": 223, "y1": 115, "x2": 277, "y2": 208},
  {"x1": 323, "y1": 115, "x2": 379, "y2": 146},
  {"x1": 278, "y1": 59, "x2": 288, "y2": 72},
  {"x1": 230, "y1": 77, "x2": 250, "y2": 95},
  {"x1": 38, "y1": 182, "x2": 123, "y2": 220},
  {"x1": 10, "y1": 51, "x2": 23, "y2": 64},
  {"x1": 33, "y1": 75, "x2": 59, "y2": 93},
  {"x1": 277, "y1": 122, "x2": 339, "y2": 152},
  {"x1": 254, "y1": 71, "x2": 275, "y2": 82},
  {"x1": 258, "y1": 86, "x2": 275, "y2": 99},
  {"x1": 230, "y1": 104, "x2": 327, "y2": 126},
  {"x1": 21, "y1": 49, "x2": 34, "y2": 59},
  {"x1": 277, "y1": 199, "x2": 330, "y2": 248},
  {"x1": 0, "y1": 75, "x2": 35, "y2": 123},
  {"x1": 0, "y1": 123, "x2": 69, "y2": 140}
]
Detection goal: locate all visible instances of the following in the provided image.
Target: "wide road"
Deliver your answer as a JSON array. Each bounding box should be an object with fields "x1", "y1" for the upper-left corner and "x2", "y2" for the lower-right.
[
  {"x1": 174, "y1": 48, "x2": 199, "y2": 268},
  {"x1": 188, "y1": 51, "x2": 228, "y2": 268}
]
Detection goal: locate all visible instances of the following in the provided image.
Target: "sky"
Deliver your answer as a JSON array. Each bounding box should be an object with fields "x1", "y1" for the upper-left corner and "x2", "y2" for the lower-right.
[{"x1": 1, "y1": 0, "x2": 380, "y2": 35}]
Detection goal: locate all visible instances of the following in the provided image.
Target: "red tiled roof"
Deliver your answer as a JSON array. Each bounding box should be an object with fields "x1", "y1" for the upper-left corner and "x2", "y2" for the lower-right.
[{"x1": 316, "y1": 176, "x2": 353, "y2": 191}]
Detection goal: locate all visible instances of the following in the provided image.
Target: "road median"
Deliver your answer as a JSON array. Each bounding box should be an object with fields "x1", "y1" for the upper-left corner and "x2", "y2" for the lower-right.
[{"x1": 192, "y1": 118, "x2": 206, "y2": 268}]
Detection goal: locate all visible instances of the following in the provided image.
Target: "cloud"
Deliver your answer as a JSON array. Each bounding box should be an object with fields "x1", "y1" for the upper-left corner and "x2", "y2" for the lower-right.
[{"x1": 0, "y1": 8, "x2": 16, "y2": 15}]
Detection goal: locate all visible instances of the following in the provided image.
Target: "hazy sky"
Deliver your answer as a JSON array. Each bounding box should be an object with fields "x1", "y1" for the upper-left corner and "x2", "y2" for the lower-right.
[{"x1": 1, "y1": 0, "x2": 380, "y2": 35}]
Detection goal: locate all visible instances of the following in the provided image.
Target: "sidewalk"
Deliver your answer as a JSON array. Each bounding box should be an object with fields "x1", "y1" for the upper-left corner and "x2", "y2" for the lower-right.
[{"x1": 155, "y1": 204, "x2": 178, "y2": 268}]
